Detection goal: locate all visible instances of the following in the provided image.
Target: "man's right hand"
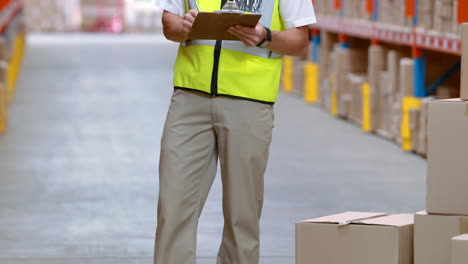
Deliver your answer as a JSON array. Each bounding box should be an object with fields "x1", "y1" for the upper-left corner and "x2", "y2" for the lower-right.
[
  {"x1": 162, "y1": 10, "x2": 198, "y2": 43},
  {"x1": 182, "y1": 9, "x2": 198, "y2": 34}
]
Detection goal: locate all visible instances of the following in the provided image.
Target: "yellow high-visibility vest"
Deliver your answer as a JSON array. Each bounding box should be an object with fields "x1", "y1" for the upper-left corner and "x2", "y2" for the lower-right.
[{"x1": 173, "y1": 0, "x2": 286, "y2": 103}]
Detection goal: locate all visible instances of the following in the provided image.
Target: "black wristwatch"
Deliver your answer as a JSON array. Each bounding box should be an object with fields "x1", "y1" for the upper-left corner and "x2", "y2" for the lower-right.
[{"x1": 257, "y1": 26, "x2": 272, "y2": 48}]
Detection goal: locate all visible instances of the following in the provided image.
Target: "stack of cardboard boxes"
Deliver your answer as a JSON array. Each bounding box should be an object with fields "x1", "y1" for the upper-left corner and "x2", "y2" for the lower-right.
[
  {"x1": 314, "y1": 0, "x2": 462, "y2": 36},
  {"x1": 295, "y1": 24, "x2": 468, "y2": 263},
  {"x1": 419, "y1": 0, "x2": 461, "y2": 35},
  {"x1": 418, "y1": 0, "x2": 435, "y2": 30},
  {"x1": 342, "y1": 0, "x2": 371, "y2": 21},
  {"x1": 318, "y1": 31, "x2": 337, "y2": 111},
  {"x1": 433, "y1": 0, "x2": 461, "y2": 35},
  {"x1": 329, "y1": 45, "x2": 367, "y2": 118},
  {"x1": 378, "y1": 0, "x2": 412, "y2": 27},
  {"x1": 292, "y1": 34, "x2": 462, "y2": 155},
  {"x1": 414, "y1": 22, "x2": 468, "y2": 264},
  {"x1": 348, "y1": 73, "x2": 367, "y2": 125}
]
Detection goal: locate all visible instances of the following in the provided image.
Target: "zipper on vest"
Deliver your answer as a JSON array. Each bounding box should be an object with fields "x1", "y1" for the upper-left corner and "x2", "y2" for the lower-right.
[
  {"x1": 210, "y1": 40, "x2": 222, "y2": 97},
  {"x1": 210, "y1": 0, "x2": 226, "y2": 97}
]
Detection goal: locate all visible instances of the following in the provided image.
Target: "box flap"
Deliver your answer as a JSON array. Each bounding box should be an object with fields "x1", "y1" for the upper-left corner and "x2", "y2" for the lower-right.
[
  {"x1": 302, "y1": 212, "x2": 387, "y2": 224},
  {"x1": 452, "y1": 234, "x2": 468, "y2": 241},
  {"x1": 434, "y1": 98, "x2": 465, "y2": 103},
  {"x1": 358, "y1": 214, "x2": 414, "y2": 227}
]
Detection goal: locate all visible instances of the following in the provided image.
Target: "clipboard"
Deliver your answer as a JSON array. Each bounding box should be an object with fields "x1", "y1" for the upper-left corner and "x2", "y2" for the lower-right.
[{"x1": 188, "y1": 12, "x2": 262, "y2": 41}]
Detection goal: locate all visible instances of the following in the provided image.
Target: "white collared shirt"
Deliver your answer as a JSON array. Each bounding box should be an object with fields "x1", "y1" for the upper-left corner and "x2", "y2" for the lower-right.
[{"x1": 154, "y1": 0, "x2": 317, "y2": 28}]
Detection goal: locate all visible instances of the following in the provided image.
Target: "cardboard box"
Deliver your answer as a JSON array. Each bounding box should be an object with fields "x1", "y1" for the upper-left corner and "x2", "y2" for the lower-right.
[
  {"x1": 416, "y1": 98, "x2": 433, "y2": 156},
  {"x1": 349, "y1": 73, "x2": 367, "y2": 125},
  {"x1": 291, "y1": 57, "x2": 306, "y2": 97},
  {"x1": 427, "y1": 99, "x2": 468, "y2": 215},
  {"x1": 414, "y1": 212, "x2": 468, "y2": 264},
  {"x1": 296, "y1": 212, "x2": 414, "y2": 264},
  {"x1": 461, "y1": 23, "x2": 468, "y2": 100},
  {"x1": 400, "y1": 58, "x2": 414, "y2": 97},
  {"x1": 436, "y1": 85, "x2": 460, "y2": 99},
  {"x1": 409, "y1": 108, "x2": 420, "y2": 151},
  {"x1": 451, "y1": 234, "x2": 468, "y2": 264},
  {"x1": 368, "y1": 45, "x2": 387, "y2": 131}
]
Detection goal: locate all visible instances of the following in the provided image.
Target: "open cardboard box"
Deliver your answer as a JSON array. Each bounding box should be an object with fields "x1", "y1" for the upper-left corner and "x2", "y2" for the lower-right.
[{"x1": 296, "y1": 212, "x2": 414, "y2": 264}]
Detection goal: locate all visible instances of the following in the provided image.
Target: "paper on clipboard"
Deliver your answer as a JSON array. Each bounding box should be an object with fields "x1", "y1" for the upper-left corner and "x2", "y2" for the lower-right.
[{"x1": 188, "y1": 12, "x2": 262, "y2": 41}]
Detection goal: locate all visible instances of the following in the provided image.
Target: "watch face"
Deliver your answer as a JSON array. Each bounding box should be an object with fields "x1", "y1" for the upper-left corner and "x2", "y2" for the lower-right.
[{"x1": 261, "y1": 40, "x2": 271, "y2": 48}]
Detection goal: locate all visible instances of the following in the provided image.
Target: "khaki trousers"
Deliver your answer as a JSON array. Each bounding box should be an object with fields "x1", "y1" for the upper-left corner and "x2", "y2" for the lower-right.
[{"x1": 154, "y1": 89, "x2": 274, "y2": 264}]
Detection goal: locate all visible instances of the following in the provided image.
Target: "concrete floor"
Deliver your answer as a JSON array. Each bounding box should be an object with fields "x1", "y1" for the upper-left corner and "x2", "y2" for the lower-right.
[{"x1": 0, "y1": 34, "x2": 427, "y2": 264}]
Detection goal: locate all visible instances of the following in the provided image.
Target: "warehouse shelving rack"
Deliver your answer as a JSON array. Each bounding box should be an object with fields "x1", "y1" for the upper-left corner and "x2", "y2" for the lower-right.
[
  {"x1": 0, "y1": 0, "x2": 21, "y2": 33},
  {"x1": 0, "y1": 0, "x2": 25, "y2": 133},
  {"x1": 286, "y1": 0, "x2": 468, "y2": 153}
]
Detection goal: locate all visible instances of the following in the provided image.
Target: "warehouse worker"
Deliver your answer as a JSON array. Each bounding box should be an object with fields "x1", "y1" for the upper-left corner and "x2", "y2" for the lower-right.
[{"x1": 153, "y1": 0, "x2": 316, "y2": 263}]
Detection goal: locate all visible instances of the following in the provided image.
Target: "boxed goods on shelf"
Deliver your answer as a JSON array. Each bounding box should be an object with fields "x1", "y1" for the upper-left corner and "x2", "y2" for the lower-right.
[
  {"x1": 433, "y1": 0, "x2": 461, "y2": 35},
  {"x1": 282, "y1": 56, "x2": 307, "y2": 97},
  {"x1": 23, "y1": 0, "x2": 80, "y2": 32},
  {"x1": 414, "y1": 212, "x2": 468, "y2": 264},
  {"x1": 315, "y1": 0, "x2": 463, "y2": 36},
  {"x1": 418, "y1": 0, "x2": 434, "y2": 30},
  {"x1": 409, "y1": 108, "x2": 420, "y2": 151},
  {"x1": 328, "y1": 45, "x2": 367, "y2": 117},
  {"x1": 341, "y1": 0, "x2": 371, "y2": 21},
  {"x1": 318, "y1": 31, "x2": 337, "y2": 111},
  {"x1": 434, "y1": 0, "x2": 454, "y2": 33},
  {"x1": 296, "y1": 212, "x2": 414, "y2": 264},
  {"x1": 312, "y1": 0, "x2": 338, "y2": 17},
  {"x1": 427, "y1": 99, "x2": 468, "y2": 215},
  {"x1": 348, "y1": 73, "x2": 367, "y2": 125},
  {"x1": 451, "y1": 234, "x2": 468, "y2": 264},
  {"x1": 368, "y1": 45, "x2": 387, "y2": 131},
  {"x1": 400, "y1": 59, "x2": 414, "y2": 97},
  {"x1": 378, "y1": 0, "x2": 412, "y2": 27},
  {"x1": 292, "y1": 56, "x2": 307, "y2": 97},
  {"x1": 375, "y1": 50, "x2": 410, "y2": 141}
]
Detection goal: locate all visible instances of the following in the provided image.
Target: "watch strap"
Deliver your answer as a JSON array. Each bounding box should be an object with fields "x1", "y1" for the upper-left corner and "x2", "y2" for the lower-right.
[{"x1": 257, "y1": 27, "x2": 272, "y2": 48}]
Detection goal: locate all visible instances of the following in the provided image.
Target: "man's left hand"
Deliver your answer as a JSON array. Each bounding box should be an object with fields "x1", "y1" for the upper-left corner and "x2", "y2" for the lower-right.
[{"x1": 228, "y1": 24, "x2": 267, "y2": 47}]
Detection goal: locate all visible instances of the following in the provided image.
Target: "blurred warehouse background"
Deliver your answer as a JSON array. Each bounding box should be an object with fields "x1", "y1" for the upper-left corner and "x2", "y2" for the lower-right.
[
  {"x1": 24, "y1": 0, "x2": 162, "y2": 33},
  {"x1": 6, "y1": 0, "x2": 468, "y2": 263}
]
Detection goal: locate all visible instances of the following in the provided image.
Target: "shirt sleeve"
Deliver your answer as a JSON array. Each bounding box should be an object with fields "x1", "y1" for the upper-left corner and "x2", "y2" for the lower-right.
[
  {"x1": 154, "y1": 0, "x2": 185, "y2": 16},
  {"x1": 280, "y1": 0, "x2": 317, "y2": 29}
]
